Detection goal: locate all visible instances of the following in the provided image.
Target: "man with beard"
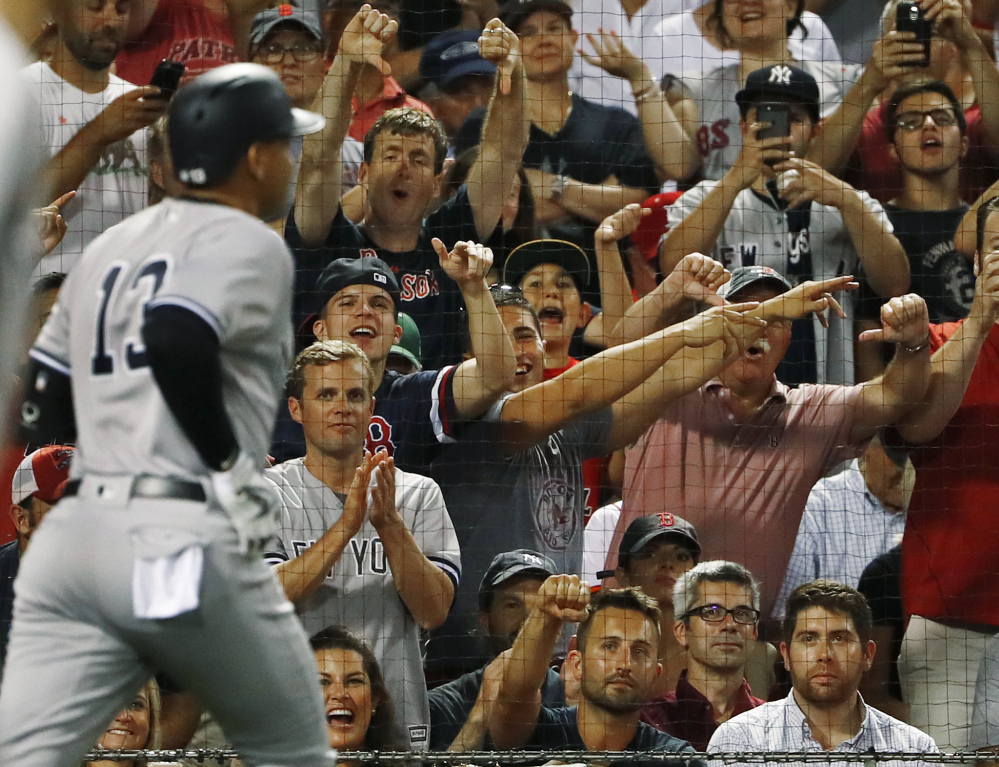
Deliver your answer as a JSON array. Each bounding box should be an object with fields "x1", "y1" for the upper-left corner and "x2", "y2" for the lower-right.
[
  {"x1": 24, "y1": 0, "x2": 166, "y2": 275},
  {"x1": 428, "y1": 549, "x2": 564, "y2": 750},
  {"x1": 486, "y1": 577, "x2": 696, "y2": 762},
  {"x1": 641, "y1": 561, "x2": 765, "y2": 751},
  {"x1": 708, "y1": 580, "x2": 937, "y2": 763}
]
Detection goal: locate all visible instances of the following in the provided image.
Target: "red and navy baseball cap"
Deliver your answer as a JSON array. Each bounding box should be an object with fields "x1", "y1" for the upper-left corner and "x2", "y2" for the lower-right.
[
  {"x1": 735, "y1": 65, "x2": 821, "y2": 123},
  {"x1": 599, "y1": 513, "x2": 700, "y2": 578},
  {"x1": 11, "y1": 445, "x2": 75, "y2": 506},
  {"x1": 721, "y1": 265, "x2": 793, "y2": 300}
]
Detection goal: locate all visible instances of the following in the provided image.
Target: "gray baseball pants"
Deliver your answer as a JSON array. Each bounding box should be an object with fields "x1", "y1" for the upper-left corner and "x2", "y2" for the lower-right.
[{"x1": 0, "y1": 474, "x2": 336, "y2": 767}]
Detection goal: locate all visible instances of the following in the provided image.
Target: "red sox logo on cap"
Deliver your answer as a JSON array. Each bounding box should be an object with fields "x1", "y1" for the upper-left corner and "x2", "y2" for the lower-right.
[
  {"x1": 658, "y1": 512, "x2": 675, "y2": 528},
  {"x1": 278, "y1": 4, "x2": 293, "y2": 16}
]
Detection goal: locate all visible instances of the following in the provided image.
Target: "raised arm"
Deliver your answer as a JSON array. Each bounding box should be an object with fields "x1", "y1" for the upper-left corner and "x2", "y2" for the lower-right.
[
  {"x1": 501, "y1": 303, "x2": 764, "y2": 448},
  {"x1": 927, "y1": 0, "x2": 999, "y2": 156},
  {"x1": 611, "y1": 253, "x2": 729, "y2": 345},
  {"x1": 806, "y1": 29, "x2": 925, "y2": 173},
  {"x1": 487, "y1": 575, "x2": 590, "y2": 750},
  {"x1": 896, "y1": 250, "x2": 999, "y2": 443},
  {"x1": 584, "y1": 204, "x2": 644, "y2": 349},
  {"x1": 294, "y1": 5, "x2": 396, "y2": 246},
  {"x1": 466, "y1": 19, "x2": 529, "y2": 242},
  {"x1": 368, "y1": 455, "x2": 454, "y2": 629},
  {"x1": 45, "y1": 88, "x2": 164, "y2": 200},
  {"x1": 956, "y1": 179, "x2": 999, "y2": 255},
  {"x1": 658, "y1": 128, "x2": 789, "y2": 274},
  {"x1": 773, "y1": 157, "x2": 910, "y2": 297},
  {"x1": 434, "y1": 238, "x2": 516, "y2": 419},
  {"x1": 580, "y1": 30, "x2": 700, "y2": 182},
  {"x1": 850, "y1": 294, "x2": 932, "y2": 442},
  {"x1": 274, "y1": 457, "x2": 372, "y2": 603}
]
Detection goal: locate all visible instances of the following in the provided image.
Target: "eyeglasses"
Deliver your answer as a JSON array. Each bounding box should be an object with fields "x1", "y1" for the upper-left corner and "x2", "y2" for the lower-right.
[
  {"x1": 257, "y1": 41, "x2": 322, "y2": 64},
  {"x1": 684, "y1": 604, "x2": 760, "y2": 625},
  {"x1": 895, "y1": 109, "x2": 960, "y2": 132},
  {"x1": 489, "y1": 283, "x2": 524, "y2": 297}
]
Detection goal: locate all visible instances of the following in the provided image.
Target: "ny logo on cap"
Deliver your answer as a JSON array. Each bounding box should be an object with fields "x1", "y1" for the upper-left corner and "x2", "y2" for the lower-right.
[
  {"x1": 524, "y1": 554, "x2": 544, "y2": 566},
  {"x1": 658, "y1": 512, "x2": 675, "y2": 528},
  {"x1": 373, "y1": 272, "x2": 387, "y2": 284},
  {"x1": 769, "y1": 66, "x2": 793, "y2": 85}
]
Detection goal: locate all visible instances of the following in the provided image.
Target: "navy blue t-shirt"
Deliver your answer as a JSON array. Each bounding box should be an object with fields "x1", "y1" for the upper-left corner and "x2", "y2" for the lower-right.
[
  {"x1": 270, "y1": 367, "x2": 462, "y2": 474},
  {"x1": 526, "y1": 706, "x2": 697, "y2": 767},
  {"x1": 285, "y1": 186, "x2": 484, "y2": 370}
]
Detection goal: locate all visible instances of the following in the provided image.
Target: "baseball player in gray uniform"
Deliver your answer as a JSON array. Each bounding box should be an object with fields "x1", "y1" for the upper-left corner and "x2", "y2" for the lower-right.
[
  {"x1": 264, "y1": 340, "x2": 461, "y2": 750},
  {"x1": 0, "y1": 64, "x2": 337, "y2": 767}
]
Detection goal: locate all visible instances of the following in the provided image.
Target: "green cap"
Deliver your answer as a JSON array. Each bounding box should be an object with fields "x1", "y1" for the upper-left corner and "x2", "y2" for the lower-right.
[{"x1": 388, "y1": 312, "x2": 422, "y2": 372}]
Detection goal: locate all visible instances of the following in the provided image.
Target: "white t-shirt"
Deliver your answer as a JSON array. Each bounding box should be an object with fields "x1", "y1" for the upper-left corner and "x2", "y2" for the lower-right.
[
  {"x1": 568, "y1": 0, "x2": 841, "y2": 114},
  {"x1": 581, "y1": 500, "x2": 622, "y2": 584},
  {"x1": 652, "y1": 11, "x2": 842, "y2": 80},
  {"x1": 23, "y1": 62, "x2": 148, "y2": 275}
]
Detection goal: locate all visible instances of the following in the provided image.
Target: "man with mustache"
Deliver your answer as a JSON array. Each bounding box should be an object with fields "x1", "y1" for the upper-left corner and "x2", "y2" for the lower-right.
[
  {"x1": 708, "y1": 580, "x2": 938, "y2": 763},
  {"x1": 24, "y1": 0, "x2": 166, "y2": 275},
  {"x1": 486, "y1": 576, "x2": 696, "y2": 763}
]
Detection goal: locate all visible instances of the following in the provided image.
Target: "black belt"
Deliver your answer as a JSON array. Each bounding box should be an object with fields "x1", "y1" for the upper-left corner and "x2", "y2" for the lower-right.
[{"x1": 63, "y1": 476, "x2": 206, "y2": 503}]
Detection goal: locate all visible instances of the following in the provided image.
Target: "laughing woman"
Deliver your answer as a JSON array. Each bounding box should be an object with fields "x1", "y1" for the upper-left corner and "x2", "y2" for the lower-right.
[{"x1": 86, "y1": 680, "x2": 161, "y2": 767}]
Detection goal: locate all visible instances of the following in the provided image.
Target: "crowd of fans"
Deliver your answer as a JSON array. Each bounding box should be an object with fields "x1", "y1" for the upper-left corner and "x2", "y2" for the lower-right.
[{"x1": 4, "y1": 0, "x2": 999, "y2": 761}]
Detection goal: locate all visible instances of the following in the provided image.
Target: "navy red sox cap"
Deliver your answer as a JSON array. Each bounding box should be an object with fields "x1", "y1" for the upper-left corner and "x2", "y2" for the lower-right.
[
  {"x1": 169, "y1": 63, "x2": 325, "y2": 187},
  {"x1": 735, "y1": 64, "x2": 821, "y2": 124},
  {"x1": 721, "y1": 265, "x2": 793, "y2": 300},
  {"x1": 598, "y1": 513, "x2": 700, "y2": 579},
  {"x1": 315, "y1": 257, "x2": 402, "y2": 310},
  {"x1": 502, "y1": 239, "x2": 592, "y2": 292},
  {"x1": 479, "y1": 549, "x2": 558, "y2": 611}
]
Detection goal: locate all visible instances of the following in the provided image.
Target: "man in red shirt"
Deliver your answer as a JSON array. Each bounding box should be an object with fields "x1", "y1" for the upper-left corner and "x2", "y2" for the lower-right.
[
  {"x1": 641, "y1": 560, "x2": 765, "y2": 750},
  {"x1": 893, "y1": 194, "x2": 999, "y2": 750}
]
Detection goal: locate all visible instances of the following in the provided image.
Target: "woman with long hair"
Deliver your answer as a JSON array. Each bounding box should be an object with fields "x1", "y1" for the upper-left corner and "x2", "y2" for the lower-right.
[{"x1": 85, "y1": 679, "x2": 161, "y2": 767}]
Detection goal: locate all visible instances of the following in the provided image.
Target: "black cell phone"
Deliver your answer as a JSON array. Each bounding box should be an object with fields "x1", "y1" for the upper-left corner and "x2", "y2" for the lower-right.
[
  {"x1": 755, "y1": 102, "x2": 790, "y2": 141},
  {"x1": 896, "y1": 1, "x2": 932, "y2": 67},
  {"x1": 148, "y1": 60, "x2": 185, "y2": 100}
]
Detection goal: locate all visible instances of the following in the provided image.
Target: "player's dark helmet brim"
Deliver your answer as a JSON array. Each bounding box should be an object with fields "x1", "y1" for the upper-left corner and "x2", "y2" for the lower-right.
[{"x1": 290, "y1": 108, "x2": 326, "y2": 137}]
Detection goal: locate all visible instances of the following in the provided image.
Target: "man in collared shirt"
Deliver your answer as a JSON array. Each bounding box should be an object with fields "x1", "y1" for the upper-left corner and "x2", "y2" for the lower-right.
[
  {"x1": 641, "y1": 561, "x2": 765, "y2": 751},
  {"x1": 615, "y1": 266, "x2": 932, "y2": 620},
  {"x1": 774, "y1": 435, "x2": 910, "y2": 620},
  {"x1": 708, "y1": 580, "x2": 937, "y2": 766}
]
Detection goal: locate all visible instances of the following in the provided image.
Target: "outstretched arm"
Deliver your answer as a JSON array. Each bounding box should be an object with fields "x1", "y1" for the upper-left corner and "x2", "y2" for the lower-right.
[
  {"x1": 466, "y1": 19, "x2": 529, "y2": 242},
  {"x1": 850, "y1": 294, "x2": 932, "y2": 443},
  {"x1": 434, "y1": 239, "x2": 516, "y2": 419},
  {"x1": 611, "y1": 253, "x2": 729, "y2": 345},
  {"x1": 488, "y1": 575, "x2": 590, "y2": 749},
  {"x1": 500, "y1": 303, "x2": 765, "y2": 449},
  {"x1": 580, "y1": 30, "x2": 700, "y2": 181},
  {"x1": 896, "y1": 250, "x2": 999, "y2": 444},
  {"x1": 294, "y1": 5, "x2": 396, "y2": 246}
]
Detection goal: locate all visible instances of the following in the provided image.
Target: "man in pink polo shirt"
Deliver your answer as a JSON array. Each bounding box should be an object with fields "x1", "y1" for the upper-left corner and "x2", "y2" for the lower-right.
[{"x1": 612, "y1": 265, "x2": 932, "y2": 623}]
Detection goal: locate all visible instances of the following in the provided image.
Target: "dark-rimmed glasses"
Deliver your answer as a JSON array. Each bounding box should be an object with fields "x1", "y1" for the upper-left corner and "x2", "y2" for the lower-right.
[
  {"x1": 683, "y1": 604, "x2": 760, "y2": 625},
  {"x1": 895, "y1": 109, "x2": 959, "y2": 132}
]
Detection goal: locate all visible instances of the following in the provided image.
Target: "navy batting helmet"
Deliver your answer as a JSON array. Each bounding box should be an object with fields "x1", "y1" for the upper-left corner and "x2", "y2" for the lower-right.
[{"x1": 168, "y1": 62, "x2": 325, "y2": 187}]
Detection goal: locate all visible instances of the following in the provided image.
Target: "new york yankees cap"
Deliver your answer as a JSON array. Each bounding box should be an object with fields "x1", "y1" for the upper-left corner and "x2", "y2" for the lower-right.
[
  {"x1": 499, "y1": 0, "x2": 573, "y2": 32},
  {"x1": 479, "y1": 549, "x2": 558, "y2": 611},
  {"x1": 420, "y1": 30, "x2": 497, "y2": 90},
  {"x1": 315, "y1": 257, "x2": 402, "y2": 311},
  {"x1": 721, "y1": 265, "x2": 793, "y2": 300},
  {"x1": 735, "y1": 64, "x2": 820, "y2": 123},
  {"x1": 11, "y1": 445, "x2": 75, "y2": 506},
  {"x1": 598, "y1": 513, "x2": 700, "y2": 578}
]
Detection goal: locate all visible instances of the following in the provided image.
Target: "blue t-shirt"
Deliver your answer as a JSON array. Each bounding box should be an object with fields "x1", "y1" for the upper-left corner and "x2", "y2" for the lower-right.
[
  {"x1": 526, "y1": 706, "x2": 697, "y2": 767},
  {"x1": 286, "y1": 186, "x2": 485, "y2": 370}
]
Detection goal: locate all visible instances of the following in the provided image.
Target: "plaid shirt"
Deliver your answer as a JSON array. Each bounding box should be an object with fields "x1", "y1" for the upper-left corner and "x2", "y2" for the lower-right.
[
  {"x1": 773, "y1": 459, "x2": 906, "y2": 619},
  {"x1": 707, "y1": 692, "x2": 938, "y2": 766}
]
